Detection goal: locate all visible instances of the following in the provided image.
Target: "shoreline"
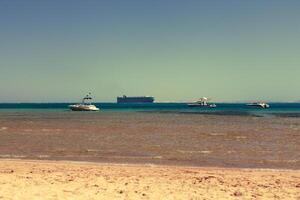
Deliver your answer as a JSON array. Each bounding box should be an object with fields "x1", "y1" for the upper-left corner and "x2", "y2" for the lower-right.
[
  {"x1": 1, "y1": 158, "x2": 299, "y2": 172},
  {"x1": 0, "y1": 159, "x2": 299, "y2": 199}
]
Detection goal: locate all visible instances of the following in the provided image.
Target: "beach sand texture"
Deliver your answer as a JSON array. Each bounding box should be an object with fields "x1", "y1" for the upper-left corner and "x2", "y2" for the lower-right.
[{"x1": 0, "y1": 160, "x2": 299, "y2": 200}]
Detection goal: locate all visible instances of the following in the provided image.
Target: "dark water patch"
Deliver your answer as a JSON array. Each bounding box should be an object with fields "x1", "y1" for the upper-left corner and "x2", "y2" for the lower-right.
[
  {"x1": 0, "y1": 103, "x2": 71, "y2": 109},
  {"x1": 272, "y1": 113, "x2": 300, "y2": 118},
  {"x1": 139, "y1": 110, "x2": 262, "y2": 117}
]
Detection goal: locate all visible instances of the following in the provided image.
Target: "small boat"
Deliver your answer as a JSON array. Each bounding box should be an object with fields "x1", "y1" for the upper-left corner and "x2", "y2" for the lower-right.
[
  {"x1": 188, "y1": 97, "x2": 217, "y2": 108},
  {"x1": 69, "y1": 93, "x2": 100, "y2": 111},
  {"x1": 246, "y1": 102, "x2": 269, "y2": 109}
]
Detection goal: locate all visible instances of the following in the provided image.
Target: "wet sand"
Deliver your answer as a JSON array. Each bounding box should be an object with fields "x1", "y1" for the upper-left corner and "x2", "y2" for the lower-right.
[
  {"x1": 0, "y1": 111, "x2": 299, "y2": 169},
  {"x1": 0, "y1": 159, "x2": 299, "y2": 200}
]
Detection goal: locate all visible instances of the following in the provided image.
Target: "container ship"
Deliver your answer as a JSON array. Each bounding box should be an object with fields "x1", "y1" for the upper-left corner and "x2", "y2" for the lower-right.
[{"x1": 117, "y1": 95, "x2": 154, "y2": 103}]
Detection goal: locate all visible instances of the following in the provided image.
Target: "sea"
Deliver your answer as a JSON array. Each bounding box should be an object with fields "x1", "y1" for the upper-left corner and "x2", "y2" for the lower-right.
[
  {"x1": 1, "y1": 102, "x2": 300, "y2": 116},
  {"x1": 0, "y1": 103, "x2": 299, "y2": 169}
]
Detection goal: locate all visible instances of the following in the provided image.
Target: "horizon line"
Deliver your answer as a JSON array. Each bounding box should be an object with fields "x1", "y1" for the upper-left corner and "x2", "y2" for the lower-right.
[{"x1": 0, "y1": 101, "x2": 300, "y2": 104}]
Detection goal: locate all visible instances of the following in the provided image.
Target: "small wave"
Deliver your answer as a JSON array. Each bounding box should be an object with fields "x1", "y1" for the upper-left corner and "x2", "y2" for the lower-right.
[
  {"x1": 209, "y1": 133, "x2": 226, "y2": 136},
  {"x1": 200, "y1": 151, "x2": 212, "y2": 154},
  {"x1": 37, "y1": 155, "x2": 49, "y2": 158},
  {"x1": 0, "y1": 127, "x2": 7, "y2": 131},
  {"x1": 86, "y1": 149, "x2": 101, "y2": 152},
  {"x1": 235, "y1": 136, "x2": 247, "y2": 139},
  {"x1": 153, "y1": 156, "x2": 163, "y2": 159},
  {"x1": 265, "y1": 160, "x2": 298, "y2": 163},
  {"x1": 177, "y1": 150, "x2": 212, "y2": 154},
  {"x1": 0, "y1": 154, "x2": 26, "y2": 158}
]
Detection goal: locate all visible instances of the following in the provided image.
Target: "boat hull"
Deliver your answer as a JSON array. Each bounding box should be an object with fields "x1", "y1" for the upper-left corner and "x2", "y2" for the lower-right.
[
  {"x1": 246, "y1": 104, "x2": 269, "y2": 109},
  {"x1": 187, "y1": 104, "x2": 216, "y2": 108},
  {"x1": 69, "y1": 105, "x2": 99, "y2": 111}
]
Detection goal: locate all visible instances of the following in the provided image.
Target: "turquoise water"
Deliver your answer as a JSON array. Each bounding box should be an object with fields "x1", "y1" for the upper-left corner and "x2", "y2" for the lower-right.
[{"x1": 1, "y1": 103, "x2": 300, "y2": 117}]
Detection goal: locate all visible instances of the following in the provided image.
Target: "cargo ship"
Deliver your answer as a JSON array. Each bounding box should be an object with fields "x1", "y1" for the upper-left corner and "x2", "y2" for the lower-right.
[{"x1": 117, "y1": 95, "x2": 154, "y2": 103}]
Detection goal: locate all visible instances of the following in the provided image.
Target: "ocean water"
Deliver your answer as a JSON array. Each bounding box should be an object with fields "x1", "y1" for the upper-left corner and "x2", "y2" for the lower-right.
[
  {"x1": 1, "y1": 102, "x2": 300, "y2": 117},
  {"x1": 0, "y1": 103, "x2": 299, "y2": 169}
]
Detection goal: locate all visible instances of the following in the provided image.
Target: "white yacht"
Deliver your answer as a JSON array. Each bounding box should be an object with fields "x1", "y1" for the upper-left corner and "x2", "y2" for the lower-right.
[
  {"x1": 188, "y1": 97, "x2": 217, "y2": 108},
  {"x1": 246, "y1": 102, "x2": 270, "y2": 109},
  {"x1": 69, "y1": 93, "x2": 100, "y2": 111}
]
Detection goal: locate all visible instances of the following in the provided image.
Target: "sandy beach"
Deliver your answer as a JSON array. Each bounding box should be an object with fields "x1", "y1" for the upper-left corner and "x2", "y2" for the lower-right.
[{"x1": 0, "y1": 159, "x2": 299, "y2": 200}]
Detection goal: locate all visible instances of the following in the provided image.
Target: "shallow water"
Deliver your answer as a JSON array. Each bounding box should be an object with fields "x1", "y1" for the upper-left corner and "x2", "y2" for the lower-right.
[{"x1": 0, "y1": 110, "x2": 299, "y2": 169}]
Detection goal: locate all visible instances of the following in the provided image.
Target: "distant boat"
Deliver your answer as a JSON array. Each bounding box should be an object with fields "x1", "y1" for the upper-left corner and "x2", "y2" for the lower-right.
[
  {"x1": 69, "y1": 93, "x2": 99, "y2": 111},
  {"x1": 117, "y1": 95, "x2": 154, "y2": 103},
  {"x1": 188, "y1": 97, "x2": 217, "y2": 108},
  {"x1": 246, "y1": 102, "x2": 270, "y2": 109}
]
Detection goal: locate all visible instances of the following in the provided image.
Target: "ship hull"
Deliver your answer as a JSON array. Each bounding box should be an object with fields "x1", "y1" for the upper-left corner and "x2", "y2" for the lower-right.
[{"x1": 117, "y1": 96, "x2": 154, "y2": 103}]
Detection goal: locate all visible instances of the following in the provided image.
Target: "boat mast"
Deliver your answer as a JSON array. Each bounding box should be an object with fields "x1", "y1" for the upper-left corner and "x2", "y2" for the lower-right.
[{"x1": 82, "y1": 92, "x2": 92, "y2": 104}]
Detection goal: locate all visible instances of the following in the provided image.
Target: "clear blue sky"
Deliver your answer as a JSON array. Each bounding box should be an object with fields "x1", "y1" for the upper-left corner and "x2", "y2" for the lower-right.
[{"x1": 0, "y1": 0, "x2": 299, "y2": 102}]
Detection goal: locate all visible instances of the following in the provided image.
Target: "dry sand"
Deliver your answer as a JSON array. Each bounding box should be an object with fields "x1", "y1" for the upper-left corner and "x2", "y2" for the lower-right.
[{"x1": 0, "y1": 160, "x2": 299, "y2": 200}]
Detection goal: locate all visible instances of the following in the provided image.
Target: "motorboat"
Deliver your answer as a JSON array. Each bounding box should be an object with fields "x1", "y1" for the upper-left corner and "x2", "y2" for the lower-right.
[
  {"x1": 69, "y1": 93, "x2": 100, "y2": 111},
  {"x1": 246, "y1": 102, "x2": 270, "y2": 109},
  {"x1": 187, "y1": 97, "x2": 217, "y2": 108}
]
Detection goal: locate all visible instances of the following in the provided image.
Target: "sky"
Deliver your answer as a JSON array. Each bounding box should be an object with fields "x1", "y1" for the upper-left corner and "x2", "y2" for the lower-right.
[{"x1": 0, "y1": 0, "x2": 300, "y2": 102}]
